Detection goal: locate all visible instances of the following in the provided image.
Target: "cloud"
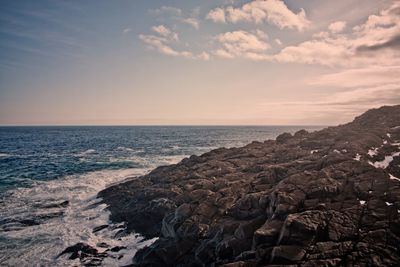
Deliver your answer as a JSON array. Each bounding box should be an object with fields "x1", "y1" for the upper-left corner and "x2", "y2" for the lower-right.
[
  {"x1": 309, "y1": 66, "x2": 400, "y2": 88},
  {"x1": 255, "y1": 29, "x2": 268, "y2": 40},
  {"x1": 149, "y1": 6, "x2": 182, "y2": 16},
  {"x1": 357, "y1": 34, "x2": 400, "y2": 52},
  {"x1": 273, "y1": 39, "x2": 352, "y2": 66},
  {"x1": 142, "y1": 2, "x2": 400, "y2": 68},
  {"x1": 206, "y1": 0, "x2": 310, "y2": 31},
  {"x1": 139, "y1": 26, "x2": 209, "y2": 60},
  {"x1": 213, "y1": 30, "x2": 270, "y2": 59},
  {"x1": 273, "y1": 2, "x2": 400, "y2": 66},
  {"x1": 180, "y1": 17, "x2": 200, "y2": 29},
  {"x1": 206, "y1": 7, "x2": 226, "y2": 23},
  {"x1": 285, "y1": 65, "x2": 400, "y2": 122},
  {"x1": 259, "y1": 83, "x2": 400, "y2": 124},
  {"x1": 149, "y1": 6, "x2": 200, "y2": 30},
  {"x1": 328, "y1": 21, "x2": 346, "y2": 33},
  {"x1": 151, "y1": 25, "x2": 179, "y2": 41}
]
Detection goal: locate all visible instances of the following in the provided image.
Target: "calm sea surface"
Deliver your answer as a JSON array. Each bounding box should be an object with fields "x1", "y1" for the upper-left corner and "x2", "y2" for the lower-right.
[{"x1": 0, "y1": 126, "x2": 322, "y2": 266}]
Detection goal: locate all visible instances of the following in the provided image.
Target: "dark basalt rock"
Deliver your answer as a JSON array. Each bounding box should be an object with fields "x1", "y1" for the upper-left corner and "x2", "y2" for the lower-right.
[
  {"x1": 36, "y1": 200, "x2": 69, "y2": 209},
  {"x1": 92, "y1": 224, "x2": 108, "y2": 233},
  {"x1": 58, "y1": 242, "x2": 108, "y2": 266},
  {"x1": 98, "y1": 105, "x2": 400, "y2": 266},
  {"x1": 109, "y1": 246, "x2": 127, "y2": 252}
]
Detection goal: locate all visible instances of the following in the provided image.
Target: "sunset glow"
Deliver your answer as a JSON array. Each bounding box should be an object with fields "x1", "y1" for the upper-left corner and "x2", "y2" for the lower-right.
[{"x1": 0, "y1": 0, "x2": 399, "y2": 125}]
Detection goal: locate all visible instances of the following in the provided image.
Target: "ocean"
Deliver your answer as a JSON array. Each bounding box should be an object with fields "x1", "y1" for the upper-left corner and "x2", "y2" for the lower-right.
[{"x1": 0, "y1": 126, "x2": 322, "y2": 266}]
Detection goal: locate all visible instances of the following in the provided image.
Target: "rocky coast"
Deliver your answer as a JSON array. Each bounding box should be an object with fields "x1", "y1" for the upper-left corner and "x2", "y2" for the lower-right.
[{"x1": 67, "y1": 105, "x2": 400, "y2": 266}]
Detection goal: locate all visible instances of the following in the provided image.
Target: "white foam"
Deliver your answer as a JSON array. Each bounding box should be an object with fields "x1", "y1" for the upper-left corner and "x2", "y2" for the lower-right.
[
  {"x1": 75, "y1": 149, "x2": 96, "y2": 157},
  {"x1": 367, "y1": 147, "x2": 378, "y2": 157},
  {"x1": 0, "y1": 153, "x2": 10, "y2": 157},
  {"x1": 333, "y1": 149, "x2": 340, "y2": 154},
  {"x1": 0, "y1": 168, "x2": 155, "y2": 266},
  {"x1": 386, "y1": 202, "x2": 394, "y2": 206},
  {"x1": 383, "y1": 140, "x2": 388, "y2": 145},
  {"x1": 310, "y1": 150, "x2": 318, "y2": 154},
  {"x1": 387, "y1": 133, "x2": 391, "y2": 138},
  {"x1": 369, "y1": 152, "x2": 400, "y2": 169},
  {"x1": 128, "y1": 154, "x2": 186, "y2": 169},
  {"x1": 359, "y1": 200, "x2": 366, "y2": 205},
  {"x1": 116, "y1": 146, "x2": 135, "y2": 152},
  {"x1": 354, "y1": 153, "x2": 361, "y2": 161}
]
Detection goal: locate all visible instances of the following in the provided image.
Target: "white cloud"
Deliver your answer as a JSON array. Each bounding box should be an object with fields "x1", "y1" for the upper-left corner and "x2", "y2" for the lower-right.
[
  {"x1": 213, "y1": 30, "x2": 270, "y2": 59},
  {"x1": 206, "y1": 0, "x2": 310, "y2": 31},
  {"x1": 255, "y1": 29, "x2": 268, "y2": 40},
  {"x1": 139, "y1": 34, "x2": 178, "y2": 56},
  {"x1": 151, "y1": 25, "x2": 178, "y2": 41},
  {"x1": 206, "y1": 7, "x2": 226, "y2": 23},
  {"x1": 180, "y1": 17, "x2": 200, "y2": 29},
  {"x1": 273, "y1": 39, "x2": 352, "y2": 66},
  {"x1": 142, "y1": 2, "x2": 400, "y2": 68},
  {"x1": 214, "y1": 49, "x2": 235, "y2": 59},
  {"x1": 312, "y1": 31, "x2": 330, "y2": 39},
  {"x1": 273, "y1": 2, "x2": 400, "y2": 67},
  {"x1": 328, "y1": 21, "x2": 346, "y2": 33},
  {"x1": 139, "y1": 26, "x2": 209, "y2": 60}
]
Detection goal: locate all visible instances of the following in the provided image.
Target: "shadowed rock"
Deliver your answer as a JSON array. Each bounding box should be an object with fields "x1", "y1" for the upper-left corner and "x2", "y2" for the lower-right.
[
  {"x1": 58, "y1": 242, "x2": 108, "y2": 266},
  {"x1": 98, "y1": 105, "x2": 400, "y2": 266}
]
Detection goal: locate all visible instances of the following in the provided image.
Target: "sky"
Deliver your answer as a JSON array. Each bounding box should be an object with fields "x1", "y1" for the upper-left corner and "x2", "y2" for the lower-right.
[{"x1": 0, "y1": 0, "x2": 399, "y2": 125}]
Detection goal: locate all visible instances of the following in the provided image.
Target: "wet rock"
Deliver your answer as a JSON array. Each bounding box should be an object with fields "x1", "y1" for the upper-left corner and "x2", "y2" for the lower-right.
[
  {"x1": 96, "y1": 242, "x2": 109, "y2": 248},
  {"x1": 109, "y1": 246, "x2": 127, "y2": 252},
  {"x1": 92, "y1": 224, "x2": 108, "y2": 233},
  {"x1": 19, "y1": 219, "x2": 40, "y2": 226},
  {"x1": 40, "y1": 200, "x2": 69, "y2": 209},
  {"x1": 59, "y1": 242, "x2": 100, "y2": 260}
]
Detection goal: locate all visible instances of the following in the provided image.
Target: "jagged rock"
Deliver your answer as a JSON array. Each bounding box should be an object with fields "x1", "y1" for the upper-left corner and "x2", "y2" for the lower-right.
[
  {"x1": 98, "y1": 105, "x2": 400, "y2": 266},
  {"x1": 58, "y1": 242, "x2": 106, "y2": 263},
  {"x1": 92, "y1": 224, "x2": 108, "y2": 233}
]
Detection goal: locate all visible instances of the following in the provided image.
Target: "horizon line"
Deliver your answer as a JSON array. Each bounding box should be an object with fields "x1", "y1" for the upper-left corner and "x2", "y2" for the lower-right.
[{"x1": 0, "y1": 124, "x2": 329, "y2": 127}]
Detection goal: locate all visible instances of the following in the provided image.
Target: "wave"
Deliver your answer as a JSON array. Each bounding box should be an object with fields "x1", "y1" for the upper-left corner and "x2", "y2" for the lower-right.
[
  {"x1": 116, "y1": 146, "x2": 136, "y2": 152},
  {"x1": 127, "y1": 154, "x2": 187, "y2": 169},
  {"x1": 75, "y1": 149, "x2": 97, "y2": 157},
  {"x1": 0, "y1": 168, "x2": 156, "y2": 266}
]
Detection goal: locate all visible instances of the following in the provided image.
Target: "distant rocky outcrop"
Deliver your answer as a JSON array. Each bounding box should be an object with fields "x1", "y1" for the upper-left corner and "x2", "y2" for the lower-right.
[{"x1": 98, "y1": 105, "x2": 400, "y2": 266}]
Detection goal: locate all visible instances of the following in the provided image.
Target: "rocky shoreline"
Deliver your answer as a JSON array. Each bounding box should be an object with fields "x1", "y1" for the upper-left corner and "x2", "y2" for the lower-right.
[{"x1": 67, "y1": 105, "x2": 400, "y2": 266}]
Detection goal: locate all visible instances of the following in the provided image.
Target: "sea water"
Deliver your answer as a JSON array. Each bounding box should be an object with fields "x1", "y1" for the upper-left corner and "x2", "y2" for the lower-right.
[{"x1": 0, "y1": 126, "x2": 321, "y2": 266}]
